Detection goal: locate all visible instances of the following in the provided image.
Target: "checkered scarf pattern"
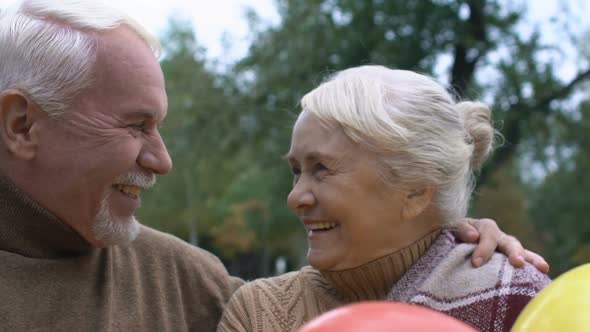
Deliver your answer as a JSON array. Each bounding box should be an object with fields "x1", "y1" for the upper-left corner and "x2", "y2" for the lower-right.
[{"x1": 387, "y1": 230, "x2": 550, "y2": 332}]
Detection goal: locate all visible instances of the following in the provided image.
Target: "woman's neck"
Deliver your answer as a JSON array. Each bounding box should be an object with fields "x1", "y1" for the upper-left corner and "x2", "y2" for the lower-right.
[{"x1": 317, "y1": 229, "x2": 440, "y2": 302}]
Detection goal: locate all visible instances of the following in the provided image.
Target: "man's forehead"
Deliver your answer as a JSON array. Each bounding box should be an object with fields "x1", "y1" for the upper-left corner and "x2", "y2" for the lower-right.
[
  {"x1": 94, "y1": 27, "x2": 163, "y2": 83},
  {"x1": 79, "y1": 27, "x2": 167, "y2": 120}
]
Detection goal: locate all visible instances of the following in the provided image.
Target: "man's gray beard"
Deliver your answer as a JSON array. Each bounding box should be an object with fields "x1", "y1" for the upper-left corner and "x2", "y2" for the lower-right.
[{"x1": 92, "y1": 195, "x2": 141, "y2": 246}]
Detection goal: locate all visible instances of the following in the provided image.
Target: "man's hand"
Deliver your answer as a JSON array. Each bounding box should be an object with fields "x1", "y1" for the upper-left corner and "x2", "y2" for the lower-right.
[{"x1": 455, "y1": 218, "x2": 550, "y2": 273}]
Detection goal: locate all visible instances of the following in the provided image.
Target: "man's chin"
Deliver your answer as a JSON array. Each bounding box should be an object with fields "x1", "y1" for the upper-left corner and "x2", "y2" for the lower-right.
[{"x1": 92, "y1": 215, "x2": 141, "y2": 246}]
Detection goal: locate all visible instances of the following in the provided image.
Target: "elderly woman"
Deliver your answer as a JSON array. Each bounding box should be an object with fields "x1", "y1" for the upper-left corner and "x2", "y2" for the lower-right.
[{"x1": 217, "y1": 66, "x2": 550, "y2": 332}]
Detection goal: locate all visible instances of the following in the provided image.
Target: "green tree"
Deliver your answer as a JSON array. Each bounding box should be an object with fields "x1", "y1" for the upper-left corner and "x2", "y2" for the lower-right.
[
  {"x1": 139, "y1": 1, "x2": 590, "y2": 279},
  {"x1": 528, "y1": 100, "x2": 590, "y2": 274},
  {"x1": 225, "y1": 0, "x2": 590, "y2": 276},
  {"x1": 138, "y1": 19, "x2": 243, "y2": 247},
  {"x1": 139, "y1": 19, "x2": 302, "y2": 277}
]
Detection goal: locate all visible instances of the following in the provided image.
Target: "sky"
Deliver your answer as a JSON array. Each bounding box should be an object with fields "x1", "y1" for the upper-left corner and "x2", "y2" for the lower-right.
[
  {"x1": 0, "y1": 0, "x2": 281, "y2": 66},
  {"x1": 0, "y1": 0, "x2": 587, "y2": 73},
  {"x1": 0, "y1": 0, "x2": 586, "y2": 181},
  {"x1": 100, "y1": 0, "x2": 281, "y2": 65}
]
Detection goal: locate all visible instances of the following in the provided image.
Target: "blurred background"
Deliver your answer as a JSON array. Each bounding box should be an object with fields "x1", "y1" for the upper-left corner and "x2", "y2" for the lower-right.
[{"x1": 4, "y1": 0, "x2": 588, "y2": 279}]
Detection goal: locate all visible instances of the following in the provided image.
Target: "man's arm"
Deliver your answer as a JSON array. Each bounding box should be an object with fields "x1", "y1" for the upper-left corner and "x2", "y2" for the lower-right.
[{"x1": 455, "y1": 218, "x2": 549, "y2": 273}]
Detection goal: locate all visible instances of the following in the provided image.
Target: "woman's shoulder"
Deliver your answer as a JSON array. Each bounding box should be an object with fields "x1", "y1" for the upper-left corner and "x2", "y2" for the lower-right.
[
  {"x1": 421, "y1": 241, "x2": 549, "y2": 296},
  {"x1": 406, "y1": 230, "x2": 550, "y2": 293},
  {"x1": 390, "y1": 231, "x2": 550, "y2": 304},
  {"x1": 232, "y1": 268, "x2": 309, "y2": 300},
  {"x1": 443, "y1": 242, "x2": 550, "y2": 289},
  {"x1": 397, "y1": 241, "x2": 551, "y2": 331},
  {"x1": 218, "y1": 267, "x2": 320, "y2": 332}
]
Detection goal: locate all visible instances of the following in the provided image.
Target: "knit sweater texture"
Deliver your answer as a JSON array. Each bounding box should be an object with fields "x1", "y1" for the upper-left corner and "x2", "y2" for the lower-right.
[
  {"x1": 217, "y1": 231, "x2": 439, "y2": 332},
  {"x1": 0, "y1": 176, "x2": 243, "y2": 331},
  {"x1": 218, "y1": 230, "x2": 550, "y2": 332}
]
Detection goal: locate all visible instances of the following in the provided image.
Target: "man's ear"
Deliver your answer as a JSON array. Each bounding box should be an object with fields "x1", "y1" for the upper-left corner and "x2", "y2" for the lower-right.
[
  {"x1": 0, "y1": 90, "x2": 43, "y2": 160},
  {"x1": 401, "y1": 187, "x2": 434, "y2": 221}
]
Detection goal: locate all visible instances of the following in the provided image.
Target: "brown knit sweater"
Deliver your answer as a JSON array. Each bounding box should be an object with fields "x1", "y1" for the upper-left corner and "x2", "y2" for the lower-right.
[
  {"x1": 217, "y1": 231, "x2": 439, "y2": 332},
  {"x1": 0, "y1": 176, "x2": 243, "y2": 331}
]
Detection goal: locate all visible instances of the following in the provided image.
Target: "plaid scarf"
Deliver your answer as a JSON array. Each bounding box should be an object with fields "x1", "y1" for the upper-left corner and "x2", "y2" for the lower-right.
[{"x1": 387, "y1": 230, "x2": 550, "y2": 332}]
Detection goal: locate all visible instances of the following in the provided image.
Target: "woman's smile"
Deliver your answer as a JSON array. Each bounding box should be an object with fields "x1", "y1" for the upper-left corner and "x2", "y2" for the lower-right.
[{"x1": 304, "y1": 221, "x2": 340, "y2": 237}]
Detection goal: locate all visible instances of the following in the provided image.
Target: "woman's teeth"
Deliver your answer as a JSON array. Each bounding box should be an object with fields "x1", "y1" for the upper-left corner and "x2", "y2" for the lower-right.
[{"x1": 308, "y1": 222, "x2": 338, "y2": 231}]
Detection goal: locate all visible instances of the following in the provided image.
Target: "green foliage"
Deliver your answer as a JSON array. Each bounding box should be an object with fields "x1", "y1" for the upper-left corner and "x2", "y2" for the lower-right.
[
  {"x1": 138, "y1": 18, "x2": 246, "y2": 244},
  {"x1": 528, "y1": 101, "x2": 590, "y2": 274},
  {"x1": 138, "y1": 19, "x2": 303, "y2": 276},
  {"x1": 229, "y1": 0, "x2": 590, "y2": 277},
  {"x1": 139, "y1": 1, "x2": 590, "y2": 279}
]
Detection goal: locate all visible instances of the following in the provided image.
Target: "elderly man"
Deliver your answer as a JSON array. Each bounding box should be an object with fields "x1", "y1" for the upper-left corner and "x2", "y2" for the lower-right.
[
  {"x1": 0, "y1": 1, "x2": 242, "y2": 331},
  {"x1": 0, "y1": 1, "x2": 547, "y2": 331}
]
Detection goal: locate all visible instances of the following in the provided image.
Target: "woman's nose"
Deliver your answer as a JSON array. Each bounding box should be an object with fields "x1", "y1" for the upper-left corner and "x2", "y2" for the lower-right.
[{"x1": 287, "y1": 177, "x2": 316, "y2": 213}]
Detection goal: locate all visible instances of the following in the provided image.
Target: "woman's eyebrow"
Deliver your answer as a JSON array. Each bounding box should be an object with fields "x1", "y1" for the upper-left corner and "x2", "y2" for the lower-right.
[{"x1": 283, "y1": 151, "x2": 337, "y2": 164}]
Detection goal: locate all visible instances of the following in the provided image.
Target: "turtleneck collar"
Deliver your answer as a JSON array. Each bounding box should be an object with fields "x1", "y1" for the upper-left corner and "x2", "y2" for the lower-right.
[
  {"x1": 0, "y1": 175, "x2": 94, "y2": 258},
  {"x1": 317, "y1": 229, "x2": 440, "y2": 302}
]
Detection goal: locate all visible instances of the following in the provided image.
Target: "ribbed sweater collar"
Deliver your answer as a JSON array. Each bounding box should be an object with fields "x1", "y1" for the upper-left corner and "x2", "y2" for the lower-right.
[
  {"x1": 318, "y1": 229, "x2": 440, "y2": 302},
  {"x1": 0, "y1": 175, "x2": 93, "y2": 258}
]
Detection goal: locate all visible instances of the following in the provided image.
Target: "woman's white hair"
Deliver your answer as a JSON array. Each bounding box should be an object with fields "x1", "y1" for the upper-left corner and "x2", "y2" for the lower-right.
[
  {"x1": 301, "y1": 65, "x2": 496, "y2": 224},
  {"x1": 0, "y1": 0, "x2": 161, "y2": 115}
]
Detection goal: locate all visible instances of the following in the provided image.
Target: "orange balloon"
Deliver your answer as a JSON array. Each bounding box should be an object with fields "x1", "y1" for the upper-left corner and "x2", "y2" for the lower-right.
[{"x1": 298, "y1": 301, "x2": 477, "y2": 332}]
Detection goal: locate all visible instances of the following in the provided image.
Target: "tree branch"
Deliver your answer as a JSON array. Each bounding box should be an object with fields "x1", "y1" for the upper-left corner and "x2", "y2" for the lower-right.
[
  {"x1": 478, "y1": 67, "x2": 590, "y2": 185},
  {"x1": 450, "y1": 0, "x2": 487, "y2": 97},
  {"x1": 536, "y1": 67, "x2": 590, "y2": 110}
]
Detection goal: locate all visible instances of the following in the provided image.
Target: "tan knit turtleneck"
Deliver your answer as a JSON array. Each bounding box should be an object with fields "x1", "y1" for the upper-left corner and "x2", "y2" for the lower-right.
[
  {"x1": 0, "y1": 176, "x2": 94, "y2": 258},
  {"x1": 0, "y1": 175, "x2": 242, "y2": 331},
  {"x1": 320, "y1": 230, "x2": 439, "y2": 302},
  {"x1": 218, "y1": 230, "x2": 440, "y2": 332}
]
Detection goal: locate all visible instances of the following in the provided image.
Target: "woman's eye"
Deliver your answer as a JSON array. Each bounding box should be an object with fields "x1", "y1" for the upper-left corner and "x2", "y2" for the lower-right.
[
  {"x1": 315, "y1": 163, "x2": 328, "y2": 172},
  {"x1": 291, "y1": 167, "x2": 301, "y2": 176}
]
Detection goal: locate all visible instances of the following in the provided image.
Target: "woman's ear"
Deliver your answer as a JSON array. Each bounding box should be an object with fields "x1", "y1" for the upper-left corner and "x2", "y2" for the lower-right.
[
  {"x1": 0, "y1": 90, "x2": 42, "y2": 160},
  {"x1": 401, "y1": 187, "x2": 434, "y2": 221}
]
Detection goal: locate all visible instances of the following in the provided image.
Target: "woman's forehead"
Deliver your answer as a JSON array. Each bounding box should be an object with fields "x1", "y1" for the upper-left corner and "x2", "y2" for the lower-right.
[{"x1": 289, "y1": 116, "x2": 364, "y2": 163}]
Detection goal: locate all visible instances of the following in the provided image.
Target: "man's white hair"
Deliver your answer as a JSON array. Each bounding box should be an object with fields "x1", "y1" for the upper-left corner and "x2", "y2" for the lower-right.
[
  {"x1": 0, "y1": 0, "x2": 161, "y2": 115},
  {"x1": 301, "y1": 65, "x2": 496, "y2": 224}
]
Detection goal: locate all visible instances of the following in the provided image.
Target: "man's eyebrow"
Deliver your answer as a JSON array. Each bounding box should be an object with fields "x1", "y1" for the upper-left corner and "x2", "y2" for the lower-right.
[
  {"x1": 123, "y1": 111, "x2": 156, "y2": 120},
  {"x1": 123, "y1": 110, "x2": 168, "y2": 123}
]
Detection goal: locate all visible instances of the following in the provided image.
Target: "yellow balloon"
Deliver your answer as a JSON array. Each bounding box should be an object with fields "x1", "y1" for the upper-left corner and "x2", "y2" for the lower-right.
[{"x1": 512, "y1": 263, "x2": 590, "y2": 331}]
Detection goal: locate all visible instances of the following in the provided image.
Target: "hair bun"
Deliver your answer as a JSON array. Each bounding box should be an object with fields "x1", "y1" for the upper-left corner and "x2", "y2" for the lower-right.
[{"x1": 456, "y1": 101, "x2": 495, "y2": 170}]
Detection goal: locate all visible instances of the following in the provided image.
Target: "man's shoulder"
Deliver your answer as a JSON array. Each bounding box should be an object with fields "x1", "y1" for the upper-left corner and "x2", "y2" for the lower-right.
[
  {"x1": 122, "y1": 225, "x2": 243, "y2": 292},
  {"x1": 123, "y1": 225, "x2": 225, "y2": 271},
  {"x1": 134, "y1": 225, "x2": 192, "y2": 249}
]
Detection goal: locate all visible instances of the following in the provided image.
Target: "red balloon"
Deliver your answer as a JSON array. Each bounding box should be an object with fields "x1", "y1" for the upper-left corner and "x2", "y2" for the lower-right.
[{"x1": 298, "y1": 302, "x2": 477, "y2": 332}]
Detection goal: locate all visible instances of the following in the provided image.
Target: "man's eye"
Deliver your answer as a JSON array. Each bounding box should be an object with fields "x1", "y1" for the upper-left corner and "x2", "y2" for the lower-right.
[{"x1": 128, "y1": 123, "x2": 146, "y2": 132}]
